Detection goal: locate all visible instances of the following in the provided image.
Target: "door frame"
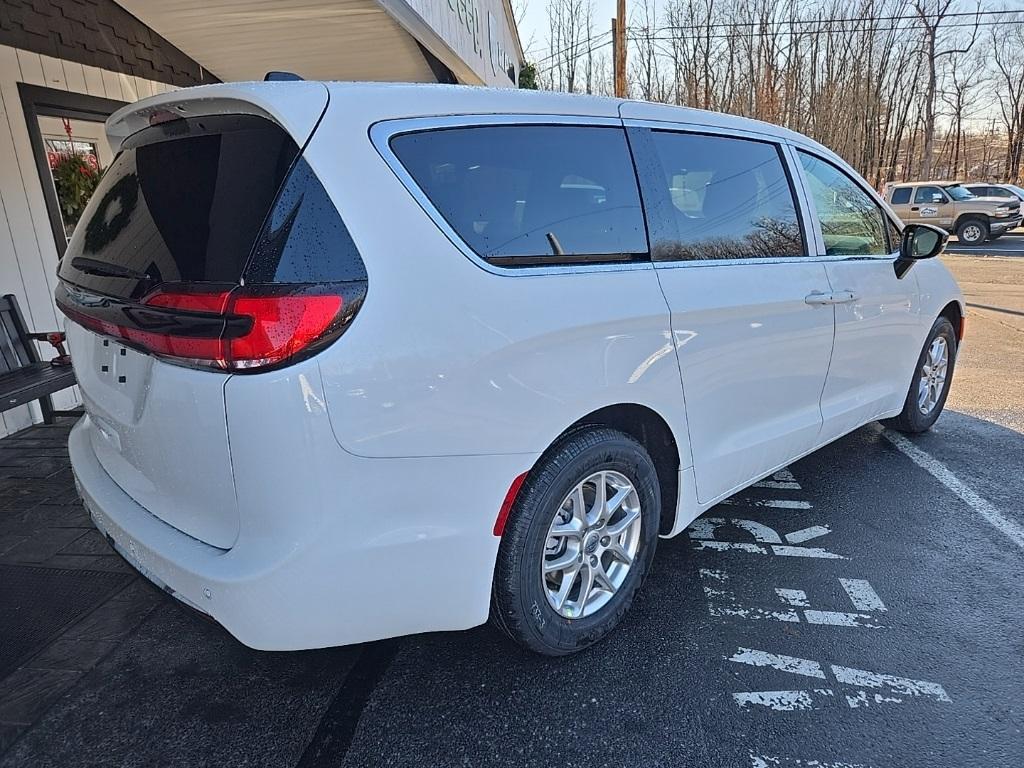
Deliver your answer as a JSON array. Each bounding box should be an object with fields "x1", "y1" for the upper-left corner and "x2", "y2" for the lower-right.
[{"x1": 17, "y1": 83, "x2": 126, "y2": 258}]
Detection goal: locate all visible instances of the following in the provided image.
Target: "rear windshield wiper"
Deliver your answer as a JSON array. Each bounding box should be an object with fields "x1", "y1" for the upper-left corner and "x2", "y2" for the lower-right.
[{"x1": 70, "y1": 257, "x2": 153, "y2": 282}]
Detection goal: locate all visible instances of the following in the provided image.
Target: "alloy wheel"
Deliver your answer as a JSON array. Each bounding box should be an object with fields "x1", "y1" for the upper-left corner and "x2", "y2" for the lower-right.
[
  {"x1": 541, "y1": 470, "x2": 642, "y2": 619},
  {"x1": 918, "y1": 336, "x2": 949, "y2": 414}
]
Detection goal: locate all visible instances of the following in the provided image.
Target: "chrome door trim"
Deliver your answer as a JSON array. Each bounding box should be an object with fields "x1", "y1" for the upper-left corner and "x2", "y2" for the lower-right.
[{"x1": 369, "y1": 114, "x2": 654, "y2": 278}]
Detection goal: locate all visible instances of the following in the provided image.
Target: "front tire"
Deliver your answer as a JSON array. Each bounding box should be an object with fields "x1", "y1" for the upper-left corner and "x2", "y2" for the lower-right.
[
  {"x1": 883, "y1": 316, "x2": 957, "y2": 433},
  {"x1": 956, "y1": 218, "x2": 988, "y2": 246},
  {"x1": 490, "y1": 427, "x2": 660, "y2": 656}
]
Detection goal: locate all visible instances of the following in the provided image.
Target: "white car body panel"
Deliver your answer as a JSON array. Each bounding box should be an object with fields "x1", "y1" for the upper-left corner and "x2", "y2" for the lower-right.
[
  {"x1": 68, "y1": 324, "x2": 239, "y2": 548},
  {"x1": 652, "y1": 260, "x2": 834, "y2": 504},
  {"x1": 817, "y1": 259, "x2": 923, "y2": 442},
  {"x1": 64, "y1": 83, "x2": 964, "y2": 650}
]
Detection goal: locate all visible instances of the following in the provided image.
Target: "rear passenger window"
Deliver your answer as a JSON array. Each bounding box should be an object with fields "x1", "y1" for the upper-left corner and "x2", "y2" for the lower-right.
[
  {"x1": 798, "y1": 152, "x2": 889, "y2": 256},
  {"x1": 390, "y1": 125, "x2": 647, "y2": 266},
  {"x1": 890, "y1": 187, "x2": 912, "y2": 205},
  {"x1": 638, "y1": 130, "x2": 805, "y2": 261}
]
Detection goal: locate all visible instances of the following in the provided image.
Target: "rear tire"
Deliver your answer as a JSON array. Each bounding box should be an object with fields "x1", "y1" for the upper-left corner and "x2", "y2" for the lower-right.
[
  {"x1": 490, "y1": 427, "x2": 660, "y2": 656},
  {"x1": 955, "y1": 218, "x2": 988, "y2": 246},
  {"x1": 883, "y1": 316, "x2": 957, "y2": 433}
]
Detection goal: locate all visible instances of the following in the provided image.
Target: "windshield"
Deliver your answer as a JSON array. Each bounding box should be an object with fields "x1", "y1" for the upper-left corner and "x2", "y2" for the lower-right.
[
  {"x1": 943, "y1": 185, "x2": 975, "y2": 201},
  {"x1": 1006, "y1": 185, "x2": 1024, "y2": 201}
]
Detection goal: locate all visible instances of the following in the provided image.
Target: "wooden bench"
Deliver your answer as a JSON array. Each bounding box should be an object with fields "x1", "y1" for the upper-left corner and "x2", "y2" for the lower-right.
[{"x1": 1, "y1": 293, "x2": 77, "y2": 424}]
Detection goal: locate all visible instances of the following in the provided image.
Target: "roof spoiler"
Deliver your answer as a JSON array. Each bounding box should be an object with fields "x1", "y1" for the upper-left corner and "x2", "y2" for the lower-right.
[{"x1": 104, "y1": 82, "x2": 329, "y2": 152}]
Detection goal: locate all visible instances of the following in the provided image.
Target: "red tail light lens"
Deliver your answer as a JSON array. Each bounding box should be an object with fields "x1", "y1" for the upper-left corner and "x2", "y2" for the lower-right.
[
  {"x1": 229, "y1": 295, "x2": 342, "y2": 369},
  {"x1": 58, "y1": 283, "x2": 360, "y2": 373}
]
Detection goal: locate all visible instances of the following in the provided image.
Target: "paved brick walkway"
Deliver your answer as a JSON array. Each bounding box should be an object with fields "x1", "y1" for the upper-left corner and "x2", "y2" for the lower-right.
[{"x1": 0, "y1": 420, "x2": 161, "y2": 755}]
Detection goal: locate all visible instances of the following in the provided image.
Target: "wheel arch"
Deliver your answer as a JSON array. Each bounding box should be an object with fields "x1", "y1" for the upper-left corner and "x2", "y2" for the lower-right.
[
  {"x1": 546, "y1": 403, "x2": 683, "y2": 536},
  {"x1": 939, "y1": 299, "x2": 965, "y2": 342},
  {"x1": 953, "y1": 213, "x2": 989, "y2": 233}
]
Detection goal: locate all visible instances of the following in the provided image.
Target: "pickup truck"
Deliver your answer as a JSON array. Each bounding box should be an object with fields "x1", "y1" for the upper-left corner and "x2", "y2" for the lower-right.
[{"x1": 886, "y1": 181, "x2": 1022, "y2": 245}]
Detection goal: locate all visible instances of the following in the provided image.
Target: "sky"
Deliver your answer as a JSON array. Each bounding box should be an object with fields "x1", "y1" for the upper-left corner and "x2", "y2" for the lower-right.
[{"x1": 517, "y1": 0, "x2": 620, "y2": 60}]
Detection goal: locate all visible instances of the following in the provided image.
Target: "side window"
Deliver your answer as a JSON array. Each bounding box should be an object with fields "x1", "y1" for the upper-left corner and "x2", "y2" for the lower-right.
[
  {"x1": 992, "y1": 187, "x2": 1013, "y2": 198},
  {"x1": 914, "y1": 186, "x2": 947, "y2": 204},
  {"x1": 890, "y1": 187, "x2": 912, "y2": 205},
  {"x1": 638, "y1": 130, "x2": 804, "y2": 261},
  {"x1": 390, "y1": 125, "x2": 647, "y2": 266},
  {"x1": 798, "y1": 152, "x2": 889, "y2": 256}
]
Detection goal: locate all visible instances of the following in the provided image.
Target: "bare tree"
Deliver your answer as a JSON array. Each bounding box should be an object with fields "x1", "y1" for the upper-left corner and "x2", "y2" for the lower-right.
[
  {"x1": 990, "y1": 14, "x2": 1024, "y2": 182},
  {"x1": 534, "y1": 0, "x2": 1015, "y2": 186},
  {"x1": 545, "y1": 0, "x2": 595, "y2": 92},
  {"x1": 912, "y1": 0, "x2": 980, "y2": 179}
]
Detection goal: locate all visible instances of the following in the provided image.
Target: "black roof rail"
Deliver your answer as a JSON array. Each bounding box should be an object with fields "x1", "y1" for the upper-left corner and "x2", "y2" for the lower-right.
[{"x1": 264, "y1": 71, "x2": 303, "y2": 82}]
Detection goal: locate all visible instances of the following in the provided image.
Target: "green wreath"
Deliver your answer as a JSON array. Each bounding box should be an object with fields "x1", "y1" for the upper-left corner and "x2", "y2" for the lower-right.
[
  {"x1": 84, "y1": 172, "x2": 139, "y2": 253},
  {"x1": 51, "y1": 154, "x2": 101, "y2": 228}
]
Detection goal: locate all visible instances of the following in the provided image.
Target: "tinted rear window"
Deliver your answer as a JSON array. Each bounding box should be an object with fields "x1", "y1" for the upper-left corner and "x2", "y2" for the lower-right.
[
  {"x1": 890, "y1": 187, "x2": 912, "y2": 204},
  {"x1": 390, "y1": 125, "x2": 648, "y2": 266},
  {"x1": 59, "y1": 115, "x2": 299, "y2": 300}
]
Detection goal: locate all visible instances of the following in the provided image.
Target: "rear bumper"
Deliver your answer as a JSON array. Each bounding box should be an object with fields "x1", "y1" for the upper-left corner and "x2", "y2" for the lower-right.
[{"x1": 71, "y1": 394, "x2": 534, "y2": 650}]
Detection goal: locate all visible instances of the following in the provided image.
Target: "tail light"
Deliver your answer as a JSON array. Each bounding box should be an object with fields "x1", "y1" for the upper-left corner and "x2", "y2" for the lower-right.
[{"x1": 57, "y1": 282, "x2": 364, "y2": 373}]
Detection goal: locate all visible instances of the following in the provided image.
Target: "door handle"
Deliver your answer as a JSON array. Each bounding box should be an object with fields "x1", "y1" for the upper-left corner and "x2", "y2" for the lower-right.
[
  {"x1": 911, "y1": 206, "x2": 920, "y2": 211},
  {"x1": 805, "y1": 290, "x2": 859, "y2": 306}
]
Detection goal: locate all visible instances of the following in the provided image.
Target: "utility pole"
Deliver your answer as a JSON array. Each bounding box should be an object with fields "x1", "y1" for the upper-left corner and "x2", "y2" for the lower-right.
[{"x1": 612, "y1": 0, "x2": 626, "y2": 98}]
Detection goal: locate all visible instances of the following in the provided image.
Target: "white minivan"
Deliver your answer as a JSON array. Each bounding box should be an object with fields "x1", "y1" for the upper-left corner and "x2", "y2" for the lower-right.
[{"x1": 59, "y1": 82, "x2": 963, "y2": 656}]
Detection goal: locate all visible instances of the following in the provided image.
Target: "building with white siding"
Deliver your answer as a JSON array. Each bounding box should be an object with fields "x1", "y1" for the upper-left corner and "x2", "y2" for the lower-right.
[{"x1": 0, "y1": 0, "x2": 523, "y2": 438}]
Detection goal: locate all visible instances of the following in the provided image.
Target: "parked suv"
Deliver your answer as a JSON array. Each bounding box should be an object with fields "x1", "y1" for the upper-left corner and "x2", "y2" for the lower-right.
[
  {"x1": 59, "y1": 83, "x2": 963, "y2": 656},
  {"x1": 887, "y1": 181, "x2": 1022, "y2": 244}
]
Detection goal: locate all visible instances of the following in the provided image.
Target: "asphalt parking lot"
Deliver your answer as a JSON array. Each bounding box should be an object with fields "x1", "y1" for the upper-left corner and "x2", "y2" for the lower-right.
[
  {"x1": 1, "y1": 257, "x2": 1022, "y2": 768},
  {"x1": 946, "y1": 229, "x2": 1024, "y2": 258}
]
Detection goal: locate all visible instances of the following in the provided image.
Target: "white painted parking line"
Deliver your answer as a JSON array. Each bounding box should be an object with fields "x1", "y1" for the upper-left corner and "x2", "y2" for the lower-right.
[
  {"x1": 839, "y1": 579, "x2": 887, "y2": 612},
  {"x1": 752, "y1": 480, "x2": 803, "y2": 490},
  {"x1": 734, "y1": 689, "x2": 832, "y2": 711},
  {"x1": 728, "y1": 648, "x2": 826, "y2": 678},
  {"x1": 689, "y1": 518, "x2": 846, "y2": 558},
  {"x1": 729, "y1": 647, "x2": 952, "y2": 710},
  {"x1": 723, "y1": 499, "x2": 813, "y2": 509},
  {"x1": 704, "y1": 572, "x2": 884, "y2": 627},
  {"x1": 802, "y1": 610, "x2": 881, "y2": 628},
  {"x1": 750, "y1": 752, "x2": 871, "y2": 767},
  {"x1": 701, "y1": 570, "x2": 800, "y2": 622},
  {"x1": 785, "y1": 525, "x2": 831, "y2": 544},
  {"x1": 775, "y1": 588, "x2": 810, "y2": 608},
  {"x1": 831, "y1": 665, "x2": 952, "y2": 706},
  {"x1": 771, "y1": 545, "x2": 844, "y2": 559},
  {"x1": 882, "y1": 428, "x2": 1024, "y2": 550},
  {"x1": 694, "y1": 540, "x2": 768, "y2": 554}
]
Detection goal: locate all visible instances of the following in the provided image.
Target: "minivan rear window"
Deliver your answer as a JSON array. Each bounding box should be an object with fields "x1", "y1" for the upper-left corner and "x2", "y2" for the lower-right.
[
  {"x1": 390, "y1": 125, "x2": 648, "y2": 267},
  {"x1": 59, "y1": 115, "x2": 299, "y2": 301}
]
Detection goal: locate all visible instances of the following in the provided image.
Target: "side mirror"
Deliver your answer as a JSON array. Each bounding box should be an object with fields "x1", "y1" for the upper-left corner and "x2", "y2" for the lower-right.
[
  {"x1": 931, "y1": 194, "x2": 945, "y2": 204},
  {"x1": 895, "y1": 223, "x2": 947, "y2": 278}
]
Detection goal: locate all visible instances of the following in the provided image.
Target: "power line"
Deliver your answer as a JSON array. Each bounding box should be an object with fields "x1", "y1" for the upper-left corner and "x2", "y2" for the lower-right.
[
  {"x1": 530, "y1": 9, "x2": 1021, "y2": 68},
  {"x1": 533, "y1": 29, "x2": 611, "y2": 66},
  {"x1": 652, "y1": 7, "x2": 1020, "y2": 32},
  {"x1": 631, "y1": 17, "x2": 1023, "y2": 42},
  {"x1": 536, "y1": 38, "x2": 614, "y2": 74}
]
